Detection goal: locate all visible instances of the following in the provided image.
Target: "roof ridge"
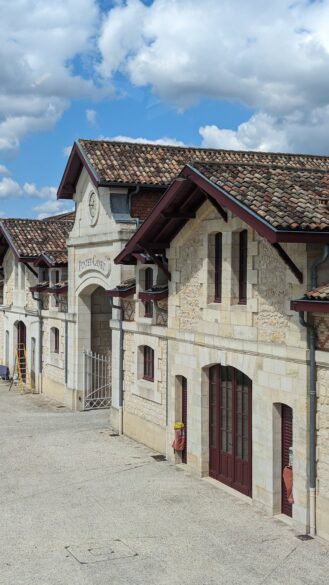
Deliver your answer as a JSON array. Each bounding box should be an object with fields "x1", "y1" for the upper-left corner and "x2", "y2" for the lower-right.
[
  {"x1": 191, "y1": 160, "x2": 329, "y2": 173},
  {"x1": 78, "y1": 138, "x2": 329, "y2": 161}
]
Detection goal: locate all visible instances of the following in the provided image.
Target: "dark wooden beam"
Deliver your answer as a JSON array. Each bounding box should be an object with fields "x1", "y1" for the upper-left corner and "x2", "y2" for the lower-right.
[
  {"x1": 140, "y1": 241, "x2": 169, "y2": 250},
  {"x1": 272, "y1": 243, "x2": 303, "y2": 283},
  {"x1": 161, "y1": 211, "x2": 195, "y2": 219},
  {"x1": 290, "y1": 300, "x2": 329, "y2": 313},
  {"x1": 139, "y1": 246, "x2": 171, "y2": 281}
]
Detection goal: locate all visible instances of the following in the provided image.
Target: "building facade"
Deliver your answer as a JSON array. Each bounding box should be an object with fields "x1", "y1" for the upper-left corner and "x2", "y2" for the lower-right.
[{"x1": 0, "y1": 140, "x2": 329, "y2": 540}]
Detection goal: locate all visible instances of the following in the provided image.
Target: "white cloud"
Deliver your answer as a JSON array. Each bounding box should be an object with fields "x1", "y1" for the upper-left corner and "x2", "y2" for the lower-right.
[
  {"x1": 86, "y1": 108, "x2": 97, "y2": 125},
  {"x1": 109, "y1": 134, "x2": 186, "y2": 147},
  {"x1": 98, "y1": 0, "x2": 329, "y2": 153},
  {"x1": 0, "y1": 0, "x2": 102, "y2": 152},
  {"x1": 0, "y1": 177, "x2": 22, "y2": 199},
  {"x1": 23, "y1": 183, "x2": 57, "y2": 199},
  {"x1": 0, "y1": 164, "x2": 10, "y2": 175},
  {"x1": 63, "y1": 145, "x2": 73, "y2": 157},
  {"x1": 33, "y1": 199, "x2": 74, "y2": 220}
]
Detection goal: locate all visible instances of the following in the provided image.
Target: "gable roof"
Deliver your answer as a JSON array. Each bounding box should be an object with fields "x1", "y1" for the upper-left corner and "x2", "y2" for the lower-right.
[
  {"x1": 115, "y1": 160, "x2": 329, "y2": 266},
  {"x1": 0, "y1": 218, "x2": 73, "y2": 263},
  {"x1": 57, "y1": 138, "x2": 329, "y2": 199}
]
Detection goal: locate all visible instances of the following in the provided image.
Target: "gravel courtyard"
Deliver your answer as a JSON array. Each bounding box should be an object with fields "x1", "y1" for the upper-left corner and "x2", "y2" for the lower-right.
[{"x1": 1, "y1": 384, "x2": 329, "y2": 585}]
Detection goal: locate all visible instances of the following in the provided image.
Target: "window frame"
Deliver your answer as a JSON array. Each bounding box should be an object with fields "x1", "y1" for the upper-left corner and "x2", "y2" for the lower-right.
[
  {"x1": 238, "y1": 230, "x2": 248, "y2": 305},
  {"x1": 143, "y1": 267, "x2": 153, "y2": 318},
  {"x1": 143, "y1": 345, "x2": 154, "y2": 382},
  {"x1": 51, "y1": 327, "x2": 60, "y2": 354},
  {"x1": 214, "y1": 232, "x2": 222, "y2": 303}
]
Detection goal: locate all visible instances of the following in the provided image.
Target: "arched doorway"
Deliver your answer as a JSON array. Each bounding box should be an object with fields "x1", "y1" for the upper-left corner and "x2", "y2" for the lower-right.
[
  {"x1": 209, "y1": 365, "x2": 252, "y2": 496},
  {"x1": 79, "y1": 285, "x2": 112, "y2": 410}
]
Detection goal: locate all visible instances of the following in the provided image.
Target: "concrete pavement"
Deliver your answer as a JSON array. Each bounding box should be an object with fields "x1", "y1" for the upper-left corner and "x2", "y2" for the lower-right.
[{"x1": 1, "y1": 383, "x2": 329, "y2": 585}]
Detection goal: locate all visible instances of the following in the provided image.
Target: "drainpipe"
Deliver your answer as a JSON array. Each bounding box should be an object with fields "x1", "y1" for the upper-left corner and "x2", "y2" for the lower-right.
[
  {"x1": 155, "y1": 299, "x2": 169, "y2": 426},
  {"x1": 109, "y1": 298, "x2": 124, "y2": 434},
  {"x1": 299, "y1": 243, "x2": 329, "y2": 536},
  {"x1": 32, "y1": 292, "x2": 43, "y2": 391},
  {"x1": 64, "y1": 318, "x2": 68, "y2": 385},
  {"x1": 299, "y1": 312, "x2": 316, "y2": 536}
]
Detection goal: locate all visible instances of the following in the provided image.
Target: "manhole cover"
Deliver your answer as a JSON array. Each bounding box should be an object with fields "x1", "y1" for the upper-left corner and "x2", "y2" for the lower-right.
[
  {"x1": 66, "y1": 540, "x2": 137, "y2": 564},
  {"x1": 151, "y1": 454, "x2": 166, "y2": 462},
  {"x1": 296, "y1": 534, "x2": 313, "y2": 541}
]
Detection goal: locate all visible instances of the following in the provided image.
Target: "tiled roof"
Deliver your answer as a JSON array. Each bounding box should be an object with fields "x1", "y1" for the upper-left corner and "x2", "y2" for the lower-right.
[
  {"x1": 35, "y1": 250, "x2": 68, "y2": 267},
  {"x1": 43, "y1": 211, "x2": 75, "y2": 222},
  {"x1": 78, "y1": 139, "x2": 329, "y2": 187},
  {"x1": 191, "y1": 161, "x2": 329, "y2": 231},
  {"x1": 304, "y1": 284, "x2": 329, "y2": 300},
  {"x1": 0, "y1": 219, "x2": 73, "y2": 259}
]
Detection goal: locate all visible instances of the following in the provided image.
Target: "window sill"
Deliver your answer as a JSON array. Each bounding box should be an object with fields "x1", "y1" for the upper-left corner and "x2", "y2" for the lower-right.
[{"x1": 133, "y1": 378, "x2": 162, "y2": 404}]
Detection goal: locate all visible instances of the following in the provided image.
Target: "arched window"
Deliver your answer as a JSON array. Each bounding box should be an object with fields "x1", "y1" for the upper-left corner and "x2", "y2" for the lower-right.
[
  {"x1": 50, "y1": 327, "x2": 60, "y2": 354},
  {"x1": 143, "y1": 345, "x2": 154, "y2": 381}
]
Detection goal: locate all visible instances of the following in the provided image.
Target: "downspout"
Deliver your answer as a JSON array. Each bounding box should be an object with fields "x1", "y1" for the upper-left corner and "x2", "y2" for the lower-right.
[
  {"x1": 109, "y1": 298, "x2": 124, "y2": 434},
  {"x1": 299, "y1": 312, "x2": 316, "y2": 536},
  {"x1": 155, "y1": 299, "x2": 169, "y2": 426},
  {"x1": 299, "y1": 243, "x2": 329, "y2": 536},
  {"x1": 32, "y1": 291, "x2": 43, "y2": 392},
  {"x1": 64, "y1": 318, "x2": 68, "y2": 386}
]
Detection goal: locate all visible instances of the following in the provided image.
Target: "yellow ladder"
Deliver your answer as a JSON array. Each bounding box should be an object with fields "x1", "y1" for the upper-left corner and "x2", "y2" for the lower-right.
[{"x1": 15, "y1": 343, "x2": 32, "y2": 394}]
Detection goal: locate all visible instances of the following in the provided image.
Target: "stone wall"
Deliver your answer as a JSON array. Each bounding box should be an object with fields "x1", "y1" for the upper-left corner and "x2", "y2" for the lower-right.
[
  {"x1": 122, "y1": 329, "x2": 167, "y2": 452},
  {"x1": 316, "y1": 364, "x2": 329, "y2": 540},
  {"x1": 314, "y1": 314, "x2": 329, "y2": 351},
  {"x1": 42, "y1": 317, "x2": 65, "y2": 385}
]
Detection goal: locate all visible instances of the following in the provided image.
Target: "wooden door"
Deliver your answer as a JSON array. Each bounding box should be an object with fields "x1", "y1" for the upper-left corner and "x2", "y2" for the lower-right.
[
  {"x1": 209, "y1": 365, "x2": 252, "y2": 496},
  {"x1": 281, "y1": 404, "x2": 293, "y2": 517},
  {"x1": 181, "y1": 377, "x2": 187, "y2": 464}
]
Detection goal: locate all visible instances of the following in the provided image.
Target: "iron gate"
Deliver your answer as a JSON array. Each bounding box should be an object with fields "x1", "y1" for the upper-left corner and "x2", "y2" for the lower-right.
[{"x1": 83, "y1": 349, "x2": 111, "y2": 410}]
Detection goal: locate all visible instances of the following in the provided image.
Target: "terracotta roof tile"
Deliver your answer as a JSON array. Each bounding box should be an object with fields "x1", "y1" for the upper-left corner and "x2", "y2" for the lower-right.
[
  {"x1": 0, "y1": 219, "x2": 73, "y2": 259},
  {"x1": 191, "y1": 161, "x2": 329, "y2": 231},
  {"x1": 305, "y1": 284, "x2": 329, "y2": 300},
  {"x1": 78, "y1": 139, "x2": 329, "y2": 187}
]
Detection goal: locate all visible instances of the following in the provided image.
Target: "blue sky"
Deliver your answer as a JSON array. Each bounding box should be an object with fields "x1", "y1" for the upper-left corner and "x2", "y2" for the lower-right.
[{"x1": 1, "y1": 0, "x2": 329, "y2": 219}]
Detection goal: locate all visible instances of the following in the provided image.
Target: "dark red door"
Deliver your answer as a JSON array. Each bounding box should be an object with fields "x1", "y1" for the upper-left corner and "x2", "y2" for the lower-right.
[
  {"x1": 181, "y1": 377, "x2": 187, "y2": 464},
  {"x1": 209, "y1": 365, "x2": 252, "y2": 497},
  {"x1": 281, "y1": 404, "x2": 293, "y2": 517},
  {"x1": 17, "y1": 321, "x2": 26, "y2": 382}
]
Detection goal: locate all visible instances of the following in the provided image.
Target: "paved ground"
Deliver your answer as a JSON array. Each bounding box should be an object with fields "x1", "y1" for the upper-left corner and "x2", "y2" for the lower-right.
[{"x1": 1, "y1": 385, "x2": 329, "y2": 585}]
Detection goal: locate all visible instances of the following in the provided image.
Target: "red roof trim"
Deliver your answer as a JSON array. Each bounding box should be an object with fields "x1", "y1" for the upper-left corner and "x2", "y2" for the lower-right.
[
  {"x1": 139, "y1": 289, "x2": 168, "y2": 301},
  {"x1": 290, "y1": 299, "x2": 329, "y2": 313},
  {"x1": 107, "y1": 285, "x2": 136, "y2": 298},
  {"x1": 57, "y1": 141, "x2": 99, "y2": 200}
]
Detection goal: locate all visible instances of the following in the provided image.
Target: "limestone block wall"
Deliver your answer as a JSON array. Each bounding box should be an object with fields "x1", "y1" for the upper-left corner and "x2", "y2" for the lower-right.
[
  {"x1": 122, "y1": 327, "x2": 167, "y2": 453},
  {"x1": 25, "y1": 266, "x2": 38, "y2": 310},
  {"x1": 42, "y1": 315, "x2": 66, "y2": 386},
  {"x1": 3, "y1": 250, "x2": 15, "y2": 305},
  {"x1": 314, "y1": 314, "x2": 329, "y2": 351},
  {"x1": 316, "y1": 361, "x2": 329, "y2": 540},
  {"x1": 167, "y1": 202, "x2": 306, "y2": 347}
]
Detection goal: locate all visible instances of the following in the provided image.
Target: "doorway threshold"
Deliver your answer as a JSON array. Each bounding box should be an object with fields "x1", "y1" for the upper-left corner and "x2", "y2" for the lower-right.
[{"x1": 203, "y1": 476, "x2": 252, "y2": 504}]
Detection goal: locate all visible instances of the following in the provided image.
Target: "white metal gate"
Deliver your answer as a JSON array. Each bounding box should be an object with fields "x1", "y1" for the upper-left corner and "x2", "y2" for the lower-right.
[{"x1": 83, "y1": 349, "x2": 111, "y2": 410}]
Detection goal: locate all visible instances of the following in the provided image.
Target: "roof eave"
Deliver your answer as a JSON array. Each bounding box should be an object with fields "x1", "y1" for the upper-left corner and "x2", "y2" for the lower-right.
[
  {"x1": 57, "y1": 141, "x2": 100, "y2": 200},
  {"x1": 290, "y1": 299, "x2": 329, "y2": 313}
]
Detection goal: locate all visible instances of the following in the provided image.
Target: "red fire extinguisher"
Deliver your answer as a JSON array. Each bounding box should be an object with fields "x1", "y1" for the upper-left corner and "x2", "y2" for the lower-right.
[{"x1": 172, "y1": 422, "x2": 185, "y2": 452}]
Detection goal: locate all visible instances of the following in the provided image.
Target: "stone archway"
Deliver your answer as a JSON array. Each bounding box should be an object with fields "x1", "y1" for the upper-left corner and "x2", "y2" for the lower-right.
[{"x1": 76, "y1": 284, "x2": 112, "y2": 409}]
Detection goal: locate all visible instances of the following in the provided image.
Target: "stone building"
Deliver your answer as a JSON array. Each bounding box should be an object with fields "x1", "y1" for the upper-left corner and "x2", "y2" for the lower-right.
[
  {"x1": 0, "y1": 140, "x2": 329, "y2": 541},
  {"x1": 114, "y1": 154, "x2": 329, "y2": 541}
]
